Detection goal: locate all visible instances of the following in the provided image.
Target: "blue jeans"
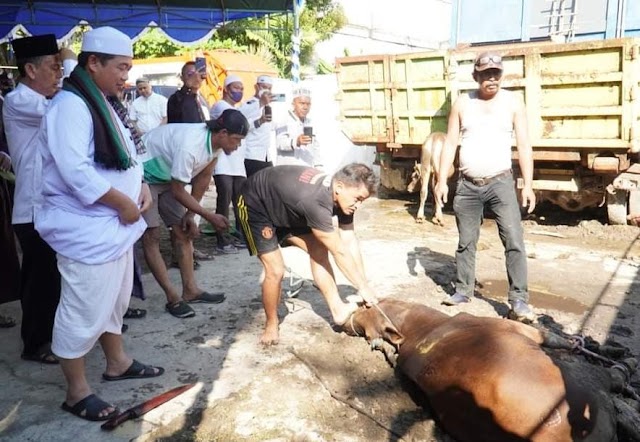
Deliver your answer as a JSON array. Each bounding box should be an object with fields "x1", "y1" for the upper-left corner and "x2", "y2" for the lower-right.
[{"x1": 452, "y1": 174, "x2": 529, "y2": 303}]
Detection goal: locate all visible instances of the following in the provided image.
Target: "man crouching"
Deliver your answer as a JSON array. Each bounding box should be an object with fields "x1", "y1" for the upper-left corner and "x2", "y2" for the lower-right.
[{"x1": 237, "y1": 163, "x2": 379, "y2": 345}]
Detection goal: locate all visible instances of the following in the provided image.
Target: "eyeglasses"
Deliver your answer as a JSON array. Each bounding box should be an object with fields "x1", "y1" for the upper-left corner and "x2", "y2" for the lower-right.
[{"x1": 475, "y1": 55, "x2": 502, "y2": 66}]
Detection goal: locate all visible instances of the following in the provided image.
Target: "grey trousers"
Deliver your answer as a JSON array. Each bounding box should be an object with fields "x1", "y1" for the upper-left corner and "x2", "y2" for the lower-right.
[{"x1": 452, "y1": 174, "x2": 529, "y2": 303}]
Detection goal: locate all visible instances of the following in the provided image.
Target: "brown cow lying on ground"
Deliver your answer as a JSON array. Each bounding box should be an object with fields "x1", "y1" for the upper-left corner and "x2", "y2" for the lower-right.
[
  {"x1": 407, "y1": 132, "x2": 453, "y2": 225},
  {"x1": 343, "y1": 299, "x2": 626, "y2": 442}
]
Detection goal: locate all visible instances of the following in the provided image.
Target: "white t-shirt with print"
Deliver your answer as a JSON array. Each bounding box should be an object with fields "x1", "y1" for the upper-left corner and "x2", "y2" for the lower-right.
[{"x1": 141, "y1": 123, "x2": 220, "y2": 184}]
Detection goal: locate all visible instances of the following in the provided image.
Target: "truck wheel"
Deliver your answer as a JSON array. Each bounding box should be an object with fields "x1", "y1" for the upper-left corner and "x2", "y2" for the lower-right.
[{"x1": 606, "y1": 190, "x2": 628, "y2": 225}]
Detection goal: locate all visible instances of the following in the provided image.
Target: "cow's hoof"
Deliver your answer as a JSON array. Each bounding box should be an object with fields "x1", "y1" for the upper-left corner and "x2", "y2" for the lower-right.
[{"x1": 415, "y1": 217, "x2": 425, "y2": 223}]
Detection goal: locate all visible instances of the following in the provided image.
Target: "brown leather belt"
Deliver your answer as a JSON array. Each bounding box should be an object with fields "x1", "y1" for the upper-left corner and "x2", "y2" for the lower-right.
[{"x1": 463, "y1": 169, "x2": 512, "y2": 187}]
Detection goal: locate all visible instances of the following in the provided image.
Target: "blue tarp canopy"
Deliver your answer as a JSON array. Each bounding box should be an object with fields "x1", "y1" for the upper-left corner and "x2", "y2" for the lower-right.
[{"x1": 0, "y1": 1, "x2": 293, "y2": 43}]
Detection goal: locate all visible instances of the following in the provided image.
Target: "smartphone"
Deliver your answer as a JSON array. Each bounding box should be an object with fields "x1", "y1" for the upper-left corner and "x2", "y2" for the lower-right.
[
  {"x1": 263, "y1": 105, "x2": 272, "y2": 120},
  {"x1": 303, "y1": 126, "x2": 313, "y2": 137},
  {"x1": 195, "y1": 57, "x2": 206, "y2": 78}
]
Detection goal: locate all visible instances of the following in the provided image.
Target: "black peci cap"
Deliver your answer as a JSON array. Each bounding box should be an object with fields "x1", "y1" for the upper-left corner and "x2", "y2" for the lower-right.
[
  {"x1": 206, "y1": 109, "x2": 249, "y2": 136},
  {"x1": 12, "y1": 34, "x2": 59, "y2": 60}
]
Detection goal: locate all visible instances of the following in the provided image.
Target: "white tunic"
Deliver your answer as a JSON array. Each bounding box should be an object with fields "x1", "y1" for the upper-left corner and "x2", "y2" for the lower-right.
[
  {"x1": 275, "y1": 110, "x2": 319, "y2": 168},
  {"x1": 129, "y1": 92, "x2": 168, "y2": 134},
  {"x1": 141, "y1": 123, "x2": 221, "y2": 184},
  {"x1": 239, "y1": 97, "x2": 273, "y2": 162},
  {"x1": 35, "y1": 91, "x2": 146, "y2": 265},
  {"x1": 3, "y1": 83, "x2": 49, "y2": 224},
  {"x1": 210, "y1": 99, "x2": 246, "y2": 177}
]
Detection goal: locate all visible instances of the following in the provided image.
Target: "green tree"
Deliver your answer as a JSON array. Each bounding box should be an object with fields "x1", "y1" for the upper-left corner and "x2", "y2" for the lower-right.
[
  {"x1": 132, "y1": 29, "x2": 182, "y2": 59},
  {"x1": 129, "y1": 0, "x2": 345, "y2": 77},
  {"x1": 216, "y1": 0, "x2": 345, "y2": 77}
]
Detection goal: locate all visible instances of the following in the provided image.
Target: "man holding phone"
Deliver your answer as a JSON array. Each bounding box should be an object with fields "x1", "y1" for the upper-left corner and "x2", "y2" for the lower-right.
[
  {"x1": 167, "y1": 60, "x2": 210, "y2": 124},
  {"x1": 239, "y1": 75, "x2": 274, "y2": 177},
  {"x1": 275, "y1": 87, "x2": 321, "y2": 168}
]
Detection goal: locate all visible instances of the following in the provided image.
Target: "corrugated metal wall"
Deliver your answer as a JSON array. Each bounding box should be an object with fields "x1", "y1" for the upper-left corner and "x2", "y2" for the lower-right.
[{"x1": 451, "y1": 0, "x2": 640, "y2": 46}]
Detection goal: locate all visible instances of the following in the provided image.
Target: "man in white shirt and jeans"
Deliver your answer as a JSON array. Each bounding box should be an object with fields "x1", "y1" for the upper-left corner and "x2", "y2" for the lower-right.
[
  {"x1": 210, "y1": 74, "x2": 247, "y2": 254},
  {"x1": 240, "y1": 75, "x2": 274, "y2": 177},
  {"x1": 129, "y1": 77, "x2": 168, "y2": 134}
]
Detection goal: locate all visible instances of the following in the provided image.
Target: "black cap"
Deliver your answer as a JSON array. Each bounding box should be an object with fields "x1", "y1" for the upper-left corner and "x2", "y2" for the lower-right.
[
  {"x1": 12, "y1": 34, "x2": 59, "y2": 60},
  {"x1": 206, "y1": 109, "x2": 249, "y2": 136}
]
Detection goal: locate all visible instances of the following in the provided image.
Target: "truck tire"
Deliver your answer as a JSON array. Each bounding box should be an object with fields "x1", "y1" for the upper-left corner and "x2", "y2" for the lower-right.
[{"x1": 606, "y1": 190, "x2": 628, "y2": 225}]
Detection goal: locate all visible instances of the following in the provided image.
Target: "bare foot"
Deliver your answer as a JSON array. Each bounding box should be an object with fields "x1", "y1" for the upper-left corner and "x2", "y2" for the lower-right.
[
  {"x1": 332, "y1": 302, "x2": 359, "y2": 326},
  {"x1": 260, "y1": 322, "x2": 279, "y2": 346}
]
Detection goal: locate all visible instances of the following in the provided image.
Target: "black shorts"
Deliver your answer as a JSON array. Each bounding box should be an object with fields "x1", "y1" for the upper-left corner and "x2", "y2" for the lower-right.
[{"x1": 237, "y1": 194, "x2": 311, "y2": 256}]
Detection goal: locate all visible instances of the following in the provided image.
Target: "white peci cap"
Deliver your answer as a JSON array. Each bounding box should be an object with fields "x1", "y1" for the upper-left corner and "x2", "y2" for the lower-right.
[
  {"x1": 81, "y1": 26, "x2": 133, "y2": 58},
  {"x1": 256, "y1": 75, "x2": 273, "y2": 85},
  {"x1": 223, "y1": 74, "x2": 242, "y2": 88}
]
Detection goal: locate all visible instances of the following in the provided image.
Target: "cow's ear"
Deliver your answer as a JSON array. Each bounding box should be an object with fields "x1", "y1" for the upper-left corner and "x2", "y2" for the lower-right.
[{"x1": 384, "y1": 325, "x2": 405, "y2": 346}]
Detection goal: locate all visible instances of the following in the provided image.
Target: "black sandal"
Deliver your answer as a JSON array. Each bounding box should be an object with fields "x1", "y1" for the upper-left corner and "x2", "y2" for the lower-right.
[
  {"x1": 61, "y1": 394, "x2": 119, "y2": 421},
  {"x1": 0, "y1": 314, "x2": 16, "y2": 328},
  {"x1": 21, "y1": 344, "x2": 59, "y2": 365},
  {"x1": 102, "y1": 359, "x2": 164, "y2": 381},
  {"x1": 123, "y1": 307, "x2": 147, "y2": 319}
]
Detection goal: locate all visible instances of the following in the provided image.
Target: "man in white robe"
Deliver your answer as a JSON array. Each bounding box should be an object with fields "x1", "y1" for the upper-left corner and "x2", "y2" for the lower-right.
[
  {"x1": 3, "y1": 35, "x2": 75, "y2": 364},
  {"x1": 36, "y1": 26, "x2": 163, "y2": 422},
  {"x1": 275, "y1": 87, "x2": 321, "y2": 169}
]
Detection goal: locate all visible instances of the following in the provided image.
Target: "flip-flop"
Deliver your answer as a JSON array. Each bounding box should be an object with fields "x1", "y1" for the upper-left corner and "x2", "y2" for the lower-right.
[
  {"x1": 186, "y1": 291, "x2": 226, "y2": 304},
  {"x1": 0, "y1": 314, "x2": 16, "y2": 328},
  {"x1": 193, "y1": 248, "x2": 215, "y2": 261},
  {"x1": 21, "y1": 344, "x2": 59, "y2": 365},
  {"x1": 61, "y1": 394, "x2": 119, "y2": 421},
  {"x1": 102, "y1": 359, "x2": 165, "y2": 382},
  {"x1": 123, "y1": 307, "x2": 147, "y2": 319}
]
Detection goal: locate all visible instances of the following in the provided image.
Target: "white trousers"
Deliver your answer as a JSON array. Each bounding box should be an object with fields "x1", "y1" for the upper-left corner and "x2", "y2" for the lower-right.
[{"x1": 52, "y1": 248, "x2": 133, "y2": 359}]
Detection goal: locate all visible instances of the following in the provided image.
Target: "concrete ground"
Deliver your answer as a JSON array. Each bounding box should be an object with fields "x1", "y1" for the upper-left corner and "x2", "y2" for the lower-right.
[
  {"x1": 2, "y1": 195, "x2": 640, "y2": 441},
  {"x1": 0, "y1": 247, "x2": 267, "y2": 442}
]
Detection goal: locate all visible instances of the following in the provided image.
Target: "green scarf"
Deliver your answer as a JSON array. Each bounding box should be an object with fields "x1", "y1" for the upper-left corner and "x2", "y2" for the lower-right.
[{"x1": 63, "y1": 66, "x2": 133, "y2": 171}]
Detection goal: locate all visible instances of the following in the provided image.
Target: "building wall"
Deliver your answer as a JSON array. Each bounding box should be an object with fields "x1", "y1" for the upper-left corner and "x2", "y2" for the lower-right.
[{"x1": 315, "y1": 0, "x2": 452, "y2": 61}]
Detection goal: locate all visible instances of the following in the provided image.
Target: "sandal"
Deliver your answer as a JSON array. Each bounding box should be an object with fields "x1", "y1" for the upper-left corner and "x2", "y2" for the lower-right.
[
  {"x1": 21, "y1": 344, "x2": 59, "y2": 365},
  {"x1": 61, "y1": 394, "x2": 119, "y2": 421},
  {"x1": 124, "y1": 307, "x2": 147, "y2": 319},
  {"x1": 102, "y1": 359, "x2": 165, "y2": 382},
  {"x1": 0, "y1": 314, "x2": 16, "y2": 328},
  {"x1": 193, "y1": 248, "x2": 215, "y2": 261},
  {"x1": 185, "y1": 291, "x2": 226, "y2": 304},
  {"x1": 166, "y1": 300, "x2": 195, "y2": 318}
]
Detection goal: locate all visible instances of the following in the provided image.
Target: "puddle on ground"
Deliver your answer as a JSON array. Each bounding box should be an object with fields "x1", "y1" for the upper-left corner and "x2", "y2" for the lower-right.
[{"x1": 478, "y1": 279, "x2": 588, "y2": 315}]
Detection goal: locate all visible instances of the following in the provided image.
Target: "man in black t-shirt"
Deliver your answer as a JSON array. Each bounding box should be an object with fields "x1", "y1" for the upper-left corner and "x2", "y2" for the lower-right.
[
  {"x1": 238, "y1": 163, "x2": 379, "y2": 345},
  {"x1": 167, "y1": 61, "x2": 209, "y2": 124}
]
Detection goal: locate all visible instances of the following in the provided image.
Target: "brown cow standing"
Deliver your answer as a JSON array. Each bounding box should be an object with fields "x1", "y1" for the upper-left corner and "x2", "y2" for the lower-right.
[
  {"x1": 343, "y1": 299, "x2": 618, "y2": 442},
  {"x1": 407, "y1": 132, "x2": 453, "y2": 225}
]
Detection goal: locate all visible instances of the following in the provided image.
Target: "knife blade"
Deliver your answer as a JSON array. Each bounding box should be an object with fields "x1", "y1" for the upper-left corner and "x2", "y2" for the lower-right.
[{"x1": 101, "y1": 383, "x2": 196, "y2": 431}]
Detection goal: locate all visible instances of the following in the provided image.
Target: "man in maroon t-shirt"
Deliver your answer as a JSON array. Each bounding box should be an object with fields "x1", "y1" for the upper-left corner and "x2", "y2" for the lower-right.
[{"x1": 238, "y1": 163, "x2": 379, "y2": 345}]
